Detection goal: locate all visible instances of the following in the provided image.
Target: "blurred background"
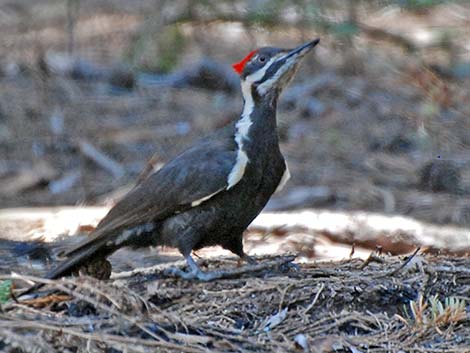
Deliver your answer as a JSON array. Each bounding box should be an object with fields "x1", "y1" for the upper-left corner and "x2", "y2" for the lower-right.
[{"x1": 0, "y1": 0, "x2": 469, "y2": 230}]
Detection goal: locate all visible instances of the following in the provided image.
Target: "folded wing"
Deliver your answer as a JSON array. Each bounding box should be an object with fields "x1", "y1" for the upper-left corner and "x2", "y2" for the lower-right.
[{"x1": 65, "y1": 137, "x2": 238, "y2": 257}]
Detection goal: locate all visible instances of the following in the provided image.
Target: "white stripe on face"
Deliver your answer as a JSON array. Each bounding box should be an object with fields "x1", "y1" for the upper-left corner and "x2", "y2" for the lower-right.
[
  {"x1": 256, "y1": 53, "x2": 297, "y2": 96},
  {"x1": 256, "y1": 44, "x2": 313, "y2": 96},
  {"x1": 244, "y1": 56, "x2": 278, "y2": 84}
]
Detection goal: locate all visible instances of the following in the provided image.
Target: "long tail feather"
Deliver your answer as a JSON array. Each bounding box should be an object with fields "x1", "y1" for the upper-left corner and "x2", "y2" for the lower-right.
[{"x1": 19, "y1": 238, "x2": 113, "y2": 297}]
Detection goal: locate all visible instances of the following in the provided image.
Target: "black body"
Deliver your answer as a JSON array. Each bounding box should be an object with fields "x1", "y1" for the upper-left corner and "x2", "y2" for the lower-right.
[{"x1": 34, "y1": 39, "x2": 320, "y2": 283}]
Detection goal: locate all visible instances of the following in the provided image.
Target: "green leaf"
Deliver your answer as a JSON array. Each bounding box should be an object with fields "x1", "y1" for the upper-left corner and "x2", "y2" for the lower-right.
[{"x1": 0, "y1": 280, "x2": 12, "y2": 304}]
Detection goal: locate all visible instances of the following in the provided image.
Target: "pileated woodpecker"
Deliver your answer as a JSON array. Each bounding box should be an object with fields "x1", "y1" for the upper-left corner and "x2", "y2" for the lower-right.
[{"x1": 26, "y1": 39, "x2": 320, "y2": 288}]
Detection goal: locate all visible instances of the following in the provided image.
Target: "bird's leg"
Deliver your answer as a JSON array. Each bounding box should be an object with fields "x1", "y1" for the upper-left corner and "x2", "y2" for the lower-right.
[
  {"x1": 163, "y1": 235, "x2": 284, "y2": 281},
  {"x1": 223, "y1": 234, "x2": 257, "y2": 266},
  {"x1": 162, "y1": 255, "x2": 201, "y2": 280},
  {"x1": 185, "y1": 255, "x2": 227, "y2": 281},
  {"x1": 238, "y1": 253, "x2": 257, "y2": 266},
  {"x1": 164, "y1": 255, "x2": 253, "y2": 281},
  {"x1": 163, "y1": 255, "x2": 223, "y2": 281},
  {"x1": 163, "y1": 254, "x2": 298, "y2": 282}
]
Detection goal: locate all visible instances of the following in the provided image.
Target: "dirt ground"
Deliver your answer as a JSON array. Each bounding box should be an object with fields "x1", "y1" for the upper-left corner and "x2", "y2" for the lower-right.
[{"x1": 1, "y1": 254, "x2": 470, "y2": 352}]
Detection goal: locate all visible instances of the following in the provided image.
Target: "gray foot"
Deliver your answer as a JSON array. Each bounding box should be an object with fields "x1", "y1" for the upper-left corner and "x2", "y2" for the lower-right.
[
  {"x1": 241, "y1": 254, "x2": 257, "y2": 265},
  {"x1": 162, "y1": 254, "x2": 297, "y2": 281},
  {"x1": 281, "y1": 261, "x2": 300, "y2": 272},
  {"x1": 163, "y1": 255, "x2": 227, "y2": 281},
  {"x1": 163, "y1": 267, "x2": 227, "y2": 281}
]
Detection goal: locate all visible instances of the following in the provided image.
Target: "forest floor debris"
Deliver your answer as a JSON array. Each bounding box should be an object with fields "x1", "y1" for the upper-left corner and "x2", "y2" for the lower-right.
[{"x1": 1, "y1": 254, "x2": 470, "y2": 352}]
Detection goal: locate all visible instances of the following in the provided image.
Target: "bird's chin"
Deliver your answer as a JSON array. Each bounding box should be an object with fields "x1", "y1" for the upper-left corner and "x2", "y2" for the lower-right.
[{"x1": 277, "y1": 64, "x2": 300, "y2": 92}]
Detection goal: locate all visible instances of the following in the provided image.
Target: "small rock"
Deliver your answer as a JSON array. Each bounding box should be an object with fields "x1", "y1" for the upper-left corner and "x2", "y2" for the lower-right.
[
  {"x1": 70, "y1": 59, "x2": 107, "y2": 80},
  {"x1": 419, "y1": 159, "x2": 461, "y2": 193},
  {"x1": 109, "y1": 67, "x2": 135, "y2": 90},
  {"x1": 345, "y1": 91, "x2": 362, "y2": 107},
  {"x1": 67, "y1": 300, "x2": 97, "y2": 317},
  {"x1": 385, "y1": 135, "x2": 414, "y2": 153},
  {"x1": 300, "y1": 98, "x2": 326, "y2": 119},
  {"x1": 293, "y1": 334, "x2": 309, "y2": 351},
  {"x1": 369, "y1": 134, "x2": 414, "y2": 154}
]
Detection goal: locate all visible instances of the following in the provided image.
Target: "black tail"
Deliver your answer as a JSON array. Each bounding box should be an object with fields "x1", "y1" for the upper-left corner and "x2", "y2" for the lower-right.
[{"x1": 19, "y1": 238, "x2": 113, "y2": 298}]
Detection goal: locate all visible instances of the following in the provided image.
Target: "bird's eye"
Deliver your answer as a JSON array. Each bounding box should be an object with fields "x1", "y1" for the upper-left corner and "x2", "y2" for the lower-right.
[{"x1": 259, "y1": 56, "x2": 266, "y2": 63}]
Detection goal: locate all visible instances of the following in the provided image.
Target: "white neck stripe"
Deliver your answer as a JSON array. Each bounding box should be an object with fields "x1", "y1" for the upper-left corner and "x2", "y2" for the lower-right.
[
  {"x1": 226, "y1": 54, "x2": 282, "y2": 190},
  {"x1": 227, "y1": 81, "x2": 255, "y2": 189}
]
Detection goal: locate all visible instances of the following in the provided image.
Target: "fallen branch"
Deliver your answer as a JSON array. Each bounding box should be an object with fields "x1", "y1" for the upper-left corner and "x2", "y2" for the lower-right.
[{"x1": 78, "y1": 140, "x2": 125, "y2": 179}]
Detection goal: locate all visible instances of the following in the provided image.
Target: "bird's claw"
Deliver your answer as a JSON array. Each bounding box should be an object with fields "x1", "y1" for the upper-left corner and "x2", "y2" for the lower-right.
[
  {"x1": 280, "y1": 261, "x2": 300, "y2": 272},
  {"x1": 162, "y1": 267, "x2": 196, "y2": 280},
  {"x1": 162, "y1": 267, "x2": 224, "y2": 281}
]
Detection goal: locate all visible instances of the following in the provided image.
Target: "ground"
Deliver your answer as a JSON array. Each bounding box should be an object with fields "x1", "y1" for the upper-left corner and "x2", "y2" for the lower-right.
[{"x1": 2, "y1": 254, "x2": 470, "y2": 352}]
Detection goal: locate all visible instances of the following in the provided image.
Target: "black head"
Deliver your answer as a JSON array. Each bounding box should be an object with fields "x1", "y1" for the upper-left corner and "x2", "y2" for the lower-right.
[{"x1": 232, "y1": 39, "x2": 320, "y2": 98}]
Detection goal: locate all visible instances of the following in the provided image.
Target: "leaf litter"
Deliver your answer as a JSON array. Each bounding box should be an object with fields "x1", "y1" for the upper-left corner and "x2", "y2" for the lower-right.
[{"x1": 0, "y1": 253, "x2": 469, "y2": 352}]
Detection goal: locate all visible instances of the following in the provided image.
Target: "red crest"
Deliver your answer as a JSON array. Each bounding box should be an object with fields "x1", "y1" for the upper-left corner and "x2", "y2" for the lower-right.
[{"x1": 232, "y1": 50, "x2": 257, "y2": 75}]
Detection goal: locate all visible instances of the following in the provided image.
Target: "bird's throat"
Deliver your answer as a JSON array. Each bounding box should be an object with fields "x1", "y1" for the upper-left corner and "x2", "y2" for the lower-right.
[
  {"x1": 239, "y1": 81, "x2": 278, "y2": 139},
  {"x1": 226, "y1": 82, "x2": 278, "y2": 189}
]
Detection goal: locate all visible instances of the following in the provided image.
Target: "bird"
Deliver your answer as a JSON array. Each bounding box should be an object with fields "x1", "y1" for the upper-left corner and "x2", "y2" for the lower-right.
[{"x1": 23, "y1": 38, "x2": 320, "y2": 292}]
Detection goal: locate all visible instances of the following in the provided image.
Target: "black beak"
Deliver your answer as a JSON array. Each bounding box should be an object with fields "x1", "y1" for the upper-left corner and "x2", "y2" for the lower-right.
[{"x1": 284, "y1": 38, "x2": 320, "y2": 60}]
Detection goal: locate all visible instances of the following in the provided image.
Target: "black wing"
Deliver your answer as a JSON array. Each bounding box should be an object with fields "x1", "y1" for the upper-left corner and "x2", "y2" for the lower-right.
[{"x1": 64, "y1": 136, "x2": 238, "y2": 257}]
